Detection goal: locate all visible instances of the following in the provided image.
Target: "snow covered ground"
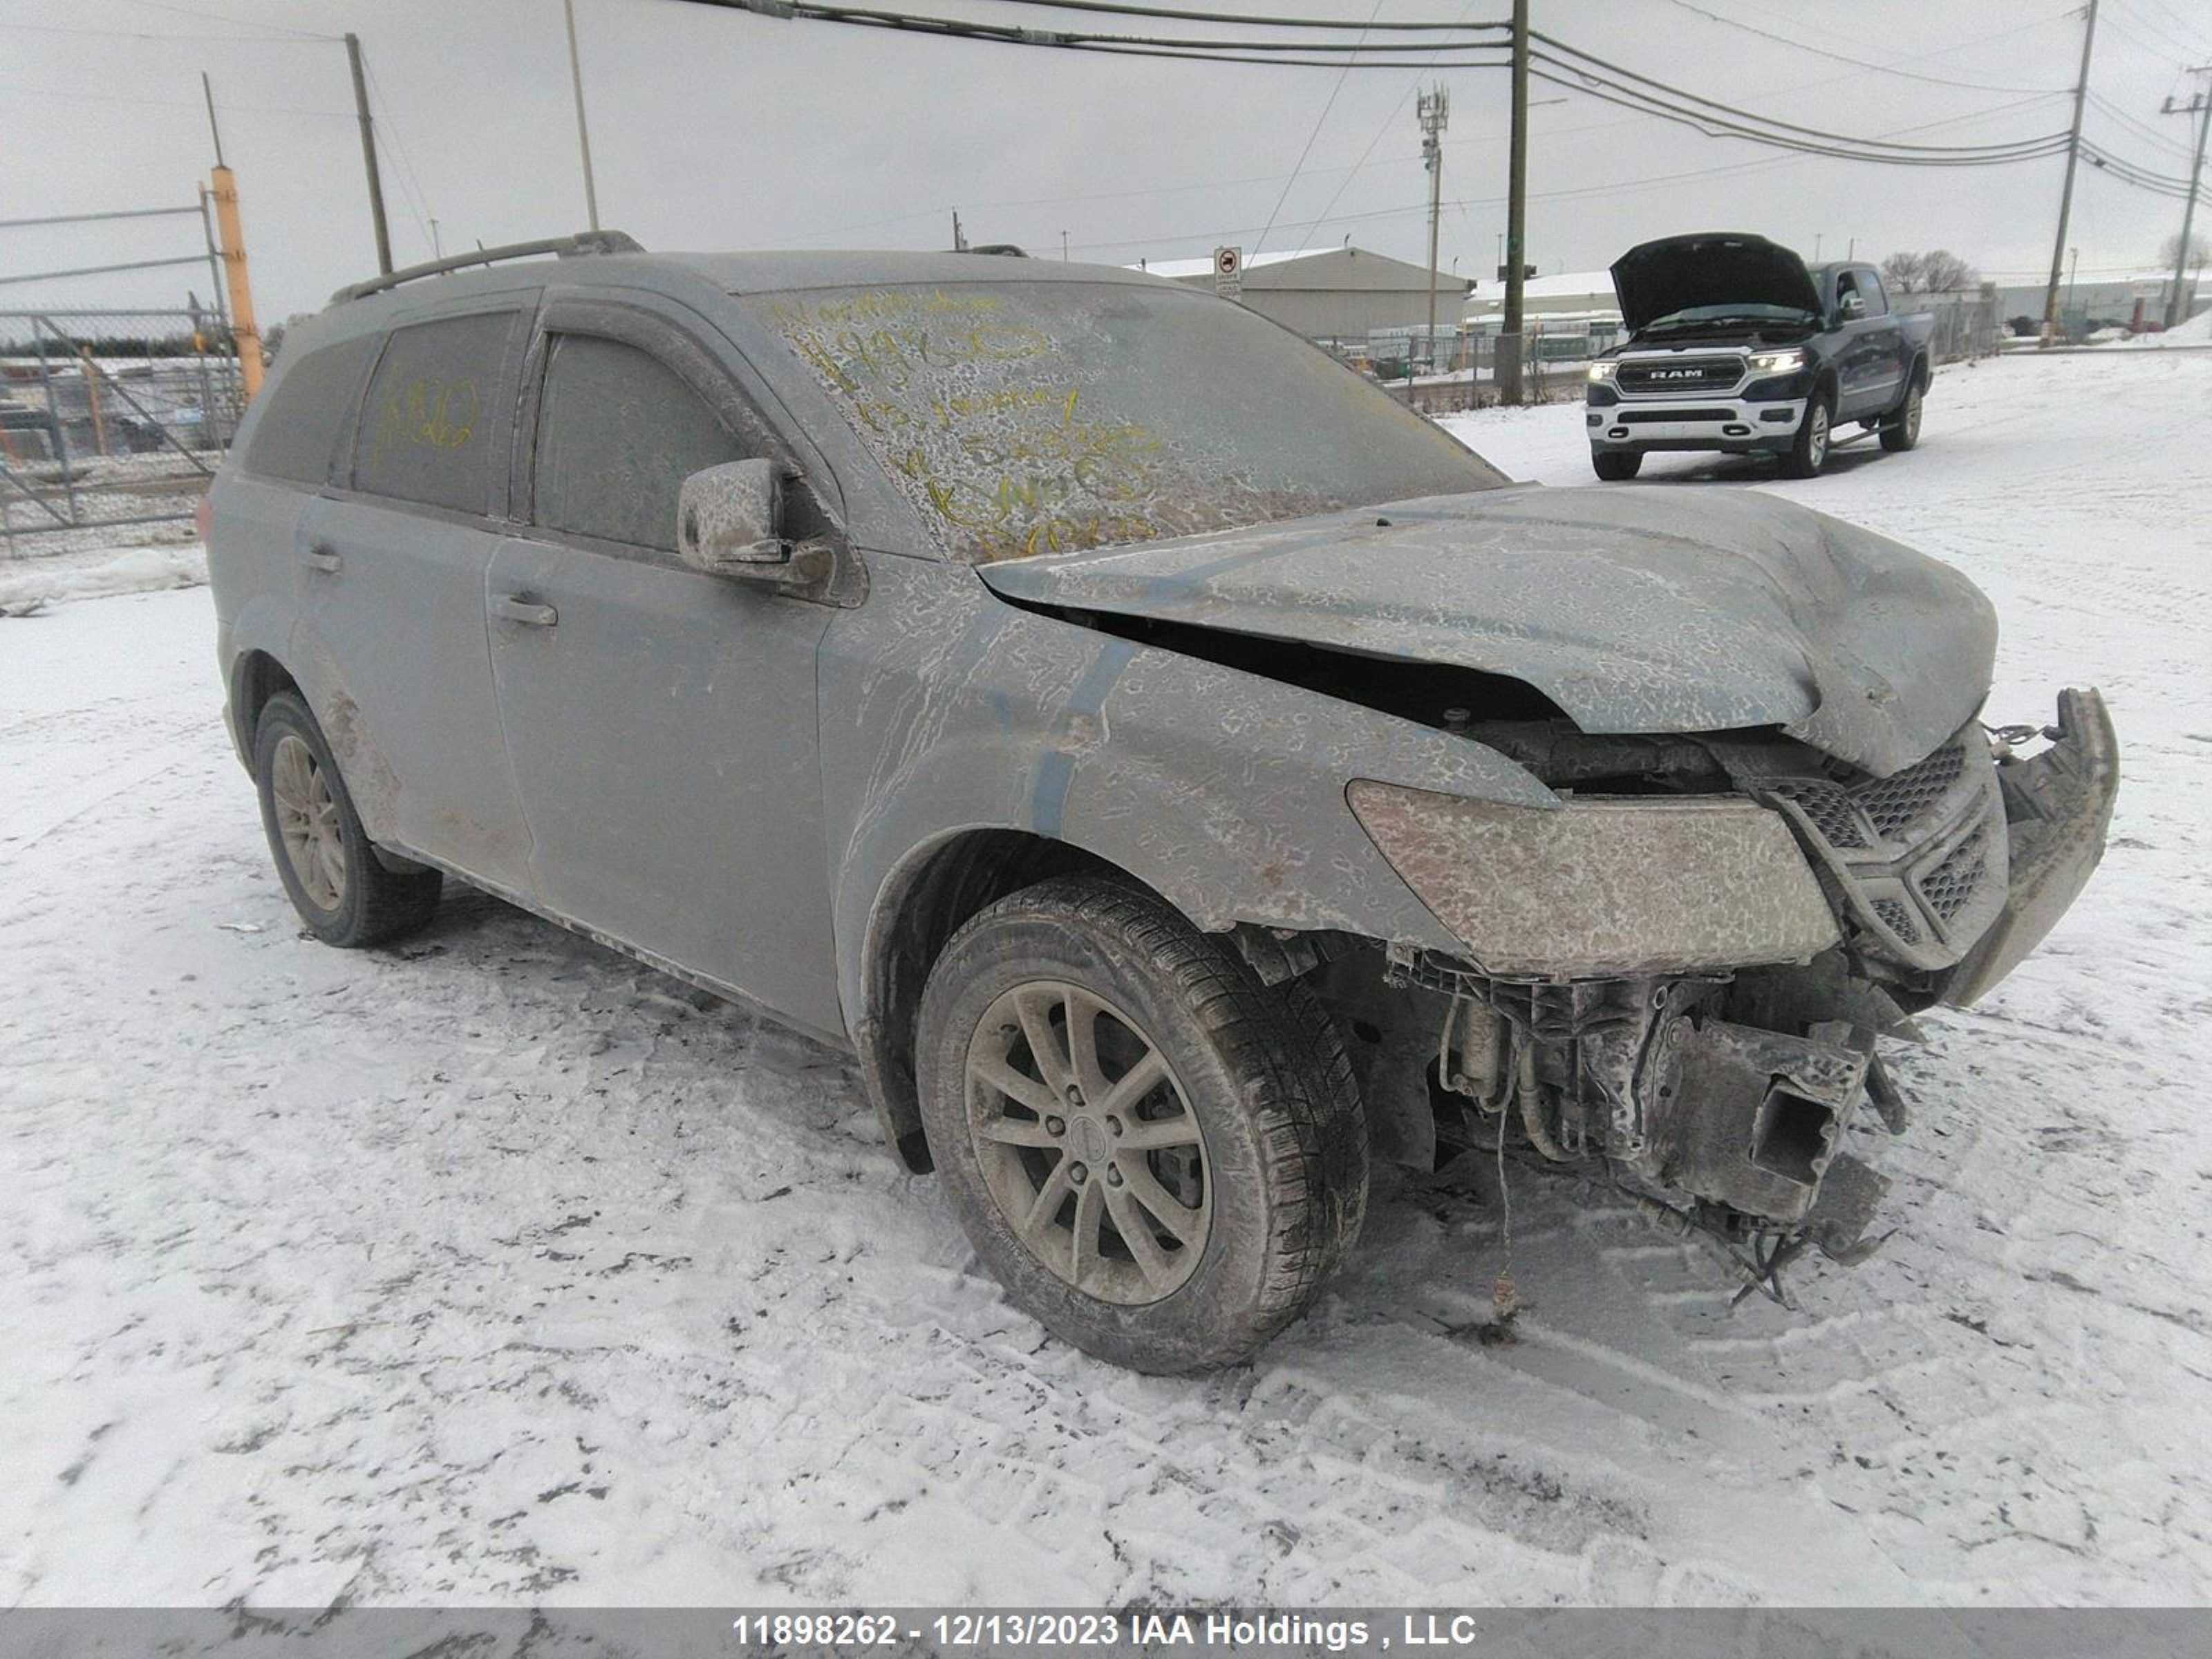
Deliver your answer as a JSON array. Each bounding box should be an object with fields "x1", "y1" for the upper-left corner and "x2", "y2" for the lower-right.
[
  {"x1": 0, "y1": 541, "x2": 206, "y2": 617},
  {"x1": 3, "y1": 350, "x2": 2208, "y2": 1609}
]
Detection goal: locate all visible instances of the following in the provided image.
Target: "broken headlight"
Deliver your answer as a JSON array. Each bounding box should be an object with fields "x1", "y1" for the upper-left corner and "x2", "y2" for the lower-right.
[{"x1": 1347, "y1": 781, "x2": 1840, "y2": 977}]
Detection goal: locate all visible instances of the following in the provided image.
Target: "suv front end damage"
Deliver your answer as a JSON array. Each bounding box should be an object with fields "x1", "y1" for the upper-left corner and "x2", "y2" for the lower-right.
[{"x1": 1340, "y1": 690, "x2": 2118, "y2": 1300}]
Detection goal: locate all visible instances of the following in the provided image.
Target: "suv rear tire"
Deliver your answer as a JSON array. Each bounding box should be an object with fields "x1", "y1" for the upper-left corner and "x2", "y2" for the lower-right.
[
  {"x1": 253, "y1": 691, "x2": 442, "y2": 948},
  {"x1": 915, "y1": 875, "x2": 1366, "y2": 1371},
  {"x1": 1591, "y1": 449, "x2": 1643, "y2": 482}
]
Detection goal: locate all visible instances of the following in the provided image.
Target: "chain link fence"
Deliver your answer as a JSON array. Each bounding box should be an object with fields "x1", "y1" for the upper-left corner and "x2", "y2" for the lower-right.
[
  {"x1": 1925, "y1": 288, "x2": 2003, "y2": 364},
  {"x1": 0, "y1": 307, "x2": 244, "y2": 555}
]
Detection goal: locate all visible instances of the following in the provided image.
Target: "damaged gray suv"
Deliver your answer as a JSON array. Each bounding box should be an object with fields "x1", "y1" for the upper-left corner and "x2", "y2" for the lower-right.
[{"x1": 207, "y1": 236, "x2": 2117, "y2": 1371}]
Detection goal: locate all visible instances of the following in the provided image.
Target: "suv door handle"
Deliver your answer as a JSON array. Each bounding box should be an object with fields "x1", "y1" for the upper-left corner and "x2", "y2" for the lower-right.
[
  {"x1": 301, "y1": 545, "x2": 341, "y2": 574},
  {"x1": 495, "y1": 594, "x2": 559, "y2": 628}
]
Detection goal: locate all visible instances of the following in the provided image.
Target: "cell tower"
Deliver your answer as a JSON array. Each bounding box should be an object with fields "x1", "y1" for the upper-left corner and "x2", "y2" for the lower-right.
[{"x1": 1419, "y1": 85, "x2": 1451, "y2": 373}]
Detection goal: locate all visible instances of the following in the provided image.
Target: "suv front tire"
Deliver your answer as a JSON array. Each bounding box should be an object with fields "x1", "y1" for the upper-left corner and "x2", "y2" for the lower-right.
[{"x1": 916, "y1": 876, "x2": 1365, "y2": 1371}]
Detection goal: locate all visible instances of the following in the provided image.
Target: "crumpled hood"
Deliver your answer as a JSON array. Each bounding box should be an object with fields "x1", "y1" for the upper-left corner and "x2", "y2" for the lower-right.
[
  {"x1": 1611, "y1": 232, "x2": 1822, "y2": 332},
  {"x1": 977, "y1": 485, "x2": 1998, "y2": 778}
]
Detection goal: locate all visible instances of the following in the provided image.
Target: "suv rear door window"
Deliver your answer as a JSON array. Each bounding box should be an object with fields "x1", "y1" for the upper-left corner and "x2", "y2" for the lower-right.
[
  {"x1": 242, "y1": 332, "x2": 379, "y2": 487},
  {"x1": 352, "y1": 310, "x2": 521, "y2": 514},
  {"x1": 530, "y1": 332, "x2": 744, "y2": 552}
]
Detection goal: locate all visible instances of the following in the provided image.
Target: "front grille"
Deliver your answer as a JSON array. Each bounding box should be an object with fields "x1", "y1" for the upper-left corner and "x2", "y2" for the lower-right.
[
  {"x1": 1917, "y1": 827, "x2": 1989, "y2": 923},
  {"x1": 1859, "y1": 744, "x2": 1965, "y2": 839},
  {"x1": 1756, "y1": 727, "x2": 2005, "y2": 971},
  {"x1": 1617, "y1": 356, "x2": 1744, "y2": 397},
  {"x1": 1871, "y1": 898, "x2": 1921, "y2": 944},
  {"x1": 1616, "y1": 408, "x2": 1738, "y2": 424},
  {"x1": 1765, "y1": 779, "x2": 1868, "y2": 849}
]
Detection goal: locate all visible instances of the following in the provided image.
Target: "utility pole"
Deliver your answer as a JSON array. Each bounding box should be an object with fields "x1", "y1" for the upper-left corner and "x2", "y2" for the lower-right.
[
  {"x1": 2067, "y1": 245, "x2": 2080, "y2": 326},
  {"x1": 430, "y1": 217, "x2": 443, "y2": 259},
  {"x1": 951, "y1": 210, "x2": 967, "y2": 252},
  {"x1": 2041, "y1": 0, "x2": 2101, "y2": 346},
  {"x1": 1500, "y1": 0, "x2": 1530, "y2": 405},
  {"x1": 2162, "y1": 66, "x2": 2211, "y2": 328},
  {"x1": 563, "y1": 0, "x2": 601, "y2": 230},
  {"x1": 1062, "y1": 229, "x2": 1069, "y2": 262},
  {"x1": 344, "y1": 34, "x2": 393, "y2": 274},
  {"x1": 1419, "y1": 84, "x2": 1449, "y2": 379}
]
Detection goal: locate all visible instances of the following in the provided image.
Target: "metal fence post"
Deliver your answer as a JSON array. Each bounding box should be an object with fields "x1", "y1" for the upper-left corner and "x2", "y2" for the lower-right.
[{"x1": 30, "y1": 317, "x2": 81, "y2": 525}]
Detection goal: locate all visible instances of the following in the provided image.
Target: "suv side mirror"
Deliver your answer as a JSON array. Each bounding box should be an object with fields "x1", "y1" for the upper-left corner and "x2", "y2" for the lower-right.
[
  {"x1": 678, "y1": 458, "x2": 787, "y2": 576},
  {"x1": 1837, "y1": 292, "x2": 1866, "y2": 323}
]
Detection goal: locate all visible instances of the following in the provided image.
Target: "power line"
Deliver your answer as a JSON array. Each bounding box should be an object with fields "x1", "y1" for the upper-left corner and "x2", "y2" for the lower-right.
[
  {"x1": 113, "y1": 1, "x2": 341, "y2": 39},
  {"x1": 1528, "y1": 32, "x2": 2070, "y2": 157},
  {"x1": 1658, "y1": 1, "x2": 2068, "y2": 96},
  {"x1": 689, "y1": 1, "x2": 2198, "y2": 203},
  {"x1": 2106, "y1": 0, "x2": 2211, "y2": 62},
  {"x1": 720, "y1": 0, "x2": 1506, "y2": 30},
  {"x1": 1293, "y1": 0, "x2": 1490, "y2": 260},
  {"x1": 1250, "y1": 0, "x2": 1384, "y2": 260},
  {"x1": 2089, "y1": 90, "x2": 2197, "y2": 159},
  {"x1": 362, "y1": 58, "x2": 439, "y2": 256}
]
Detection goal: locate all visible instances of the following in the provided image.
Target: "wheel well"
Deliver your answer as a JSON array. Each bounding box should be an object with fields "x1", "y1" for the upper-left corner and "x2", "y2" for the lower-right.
[
  {"x1": 859, "y1": 830, "x2": 1127, "y2": 1174},
  {"x1": 232, "y1": 650, "x2": 299, "y2": 754}
]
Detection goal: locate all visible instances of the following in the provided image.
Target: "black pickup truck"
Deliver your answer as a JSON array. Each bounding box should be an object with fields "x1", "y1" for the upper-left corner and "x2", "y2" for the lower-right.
[{"x1": 1584, "y1": 232, "x2": 1936, "y2": 480}]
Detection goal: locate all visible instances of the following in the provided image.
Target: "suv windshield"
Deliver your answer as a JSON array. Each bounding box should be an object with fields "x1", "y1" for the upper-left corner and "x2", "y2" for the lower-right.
[{"x1": 747, "y1": 280, "x2": 1506, "y2": 563}]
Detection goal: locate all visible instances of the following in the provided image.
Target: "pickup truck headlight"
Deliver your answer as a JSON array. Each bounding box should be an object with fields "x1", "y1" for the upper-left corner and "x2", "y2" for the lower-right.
[
  {"x1": 1586, "y1": 360, "x2": 1619, "y2": 383},
  {"x1": 1347, "y1": 781, "x2": 1840, "y2": 977},
  {"x1": 1747, "y1": 348, "x2": 1808, "y2": 375}
]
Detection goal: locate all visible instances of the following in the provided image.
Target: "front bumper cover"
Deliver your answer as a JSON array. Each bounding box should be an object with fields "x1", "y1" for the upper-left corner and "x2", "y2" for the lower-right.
[
  {"x1": 1587, "y1": 396, "x2": 1807, "y2": 454},
  {"x1": 1939, "y1": 687, "x2": 2119, "y2": 1006}
]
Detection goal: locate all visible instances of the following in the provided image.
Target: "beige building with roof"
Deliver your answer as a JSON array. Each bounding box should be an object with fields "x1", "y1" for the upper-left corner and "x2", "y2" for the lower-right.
[{"x1": 1132, "y1": 245, "x2": 1470, "y2": 348}]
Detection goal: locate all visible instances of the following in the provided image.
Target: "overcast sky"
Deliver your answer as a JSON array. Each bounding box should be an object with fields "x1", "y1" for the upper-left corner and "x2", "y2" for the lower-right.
[{"x1": 4, "y1": 0, "x2": 2206, "y2": 321}]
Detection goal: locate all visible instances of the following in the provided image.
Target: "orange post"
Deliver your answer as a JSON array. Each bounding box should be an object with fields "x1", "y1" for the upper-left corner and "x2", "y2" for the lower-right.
[{"x1": 208, "y1": 165, "x2": 263, "y2": 402}]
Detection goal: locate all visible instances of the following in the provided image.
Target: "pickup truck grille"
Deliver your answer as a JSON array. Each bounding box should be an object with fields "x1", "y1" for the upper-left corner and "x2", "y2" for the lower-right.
[{"x1": 1616, "y1": 355, "x2": 1745, "y2": 397}]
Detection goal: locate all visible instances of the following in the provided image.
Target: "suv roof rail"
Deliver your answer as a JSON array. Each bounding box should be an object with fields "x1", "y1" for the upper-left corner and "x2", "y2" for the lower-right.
[{"x1": 330, "y1": 230, "x2": 644, "y2": 304}]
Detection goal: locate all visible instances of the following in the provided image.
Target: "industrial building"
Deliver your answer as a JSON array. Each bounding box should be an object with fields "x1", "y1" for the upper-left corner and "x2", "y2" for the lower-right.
[{"x1": 1132, "y1": 245, "x2": 1469, "y2": 354}]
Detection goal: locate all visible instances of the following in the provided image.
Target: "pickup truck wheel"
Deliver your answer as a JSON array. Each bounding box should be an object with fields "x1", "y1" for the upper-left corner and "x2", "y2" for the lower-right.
[
  {"x1": 1880, "y1": 377, "x2": 1924, "y2": 451},
  {"x1": 916, "y1": 875, "x2": 1366, "y2": 1372},
  {"x1": 1781, "y1": 387, "x2": 1834, "y2": 478},
  {"x1": 1591, "y1": 450, "x2": 1642, "y2": 481},
  {"x1": 253, "y1": 691, "x2": 441, "y2": 948}
]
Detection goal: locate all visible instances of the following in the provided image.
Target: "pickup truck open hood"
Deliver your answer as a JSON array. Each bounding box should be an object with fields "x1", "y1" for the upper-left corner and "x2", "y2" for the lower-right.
[
  {"x1": 1611, "y1": 232, "x2": 1823, "y2": 333},
  {"x1": 977, "y1": 486, "x2": 1997, "y2": 778}
]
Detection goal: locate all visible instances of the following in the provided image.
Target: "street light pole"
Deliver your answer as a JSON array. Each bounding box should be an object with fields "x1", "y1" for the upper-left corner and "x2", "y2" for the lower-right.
[
  {"x1": 563, "y1": 0, "x2": 602, "y2": 231},
  {"x1": 343, "y1": 33, "x2": 393, "y2": 275}
]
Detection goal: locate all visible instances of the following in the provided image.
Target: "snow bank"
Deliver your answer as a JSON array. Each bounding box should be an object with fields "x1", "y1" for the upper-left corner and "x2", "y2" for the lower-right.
[
  {"x1": 0, "y1": 542, "x2": 207, "y2": 617},
  {"x1": 2097, "y1": 306, "x2": 2212, "y2": 348}
]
